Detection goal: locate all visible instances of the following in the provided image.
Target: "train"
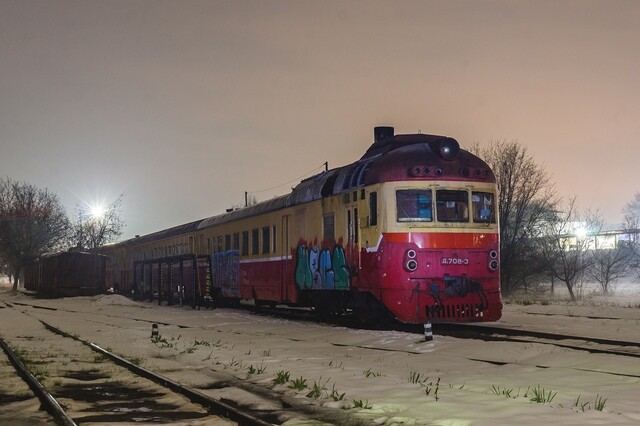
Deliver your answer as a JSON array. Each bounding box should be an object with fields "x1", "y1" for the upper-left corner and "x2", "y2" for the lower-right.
[
  {"x1": 24, "y1": 251, "x2": 109, "y2": 297},
  {"x1": 103, "y1": 127, "x2": 502, "y2": 324}
]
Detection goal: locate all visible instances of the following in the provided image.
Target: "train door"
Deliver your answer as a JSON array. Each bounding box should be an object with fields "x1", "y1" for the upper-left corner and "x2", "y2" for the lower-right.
[{"x1": 280, "y1": 214, "x2": 290, "y2": 301}]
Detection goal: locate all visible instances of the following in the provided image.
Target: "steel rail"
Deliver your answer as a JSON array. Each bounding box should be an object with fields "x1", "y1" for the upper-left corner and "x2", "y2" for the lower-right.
[
  {"x1": 0, "y1": 338, "x2": 77, "y2": 426},
  {"x1": 39, "y1": 320, "x2": 274, "y2": 426},
  {"x1": 433, "y1": 323, "x2": 640, "y2": 358}
]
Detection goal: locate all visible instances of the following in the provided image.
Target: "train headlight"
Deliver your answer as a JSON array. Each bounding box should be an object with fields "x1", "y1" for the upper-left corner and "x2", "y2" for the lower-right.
[
  {"x1": 404, "y1": 249, "x2": 418, "y2": 272},
  {"x1": 406, "y1": 259, "x2": 418, "y2": 272},
  {"x1": 488, "y1": 250, "x2": 499, "y2": 271},
  {"x1": 488, "y1": 259, "x2": 499, "y2": 271},
  {"x1": 438, "y1": 138, "x2": 460, "y2": 161}
]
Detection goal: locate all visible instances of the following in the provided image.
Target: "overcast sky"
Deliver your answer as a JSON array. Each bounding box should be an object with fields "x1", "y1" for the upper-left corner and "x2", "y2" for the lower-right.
[{"x1": 1, "y1": 0, "x2": 639, "y2": 240}]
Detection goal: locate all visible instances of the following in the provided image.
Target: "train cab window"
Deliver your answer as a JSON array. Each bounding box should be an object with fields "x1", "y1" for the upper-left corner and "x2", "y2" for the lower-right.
[
  {"x1": 262, "y1": 227, "x2": 270, "y2": 254},
  {"x1": 472, "y1": 192, "x2": 495, "y2": 223},
  {"x1": 369, "y1": 192, "x2": 377, "y2": 226},
  {"x1": 323, "y1": 213, "x2": 335, "y2": 242},
  {"x1": 233, "y1": 233, "x2": 240, "y2": 251},
  {"x1": 396, "y1": 189, "x2": 433, "y2": 222},
  {"x1": 242, "y1": 231, "x2": 249, "y2": 256},
  {"x1": 436, "y1": 190, "x2": 469, "y2": 222},
  {"x1": 251, "y1": 228, "x2": 259, "y2": 255}
]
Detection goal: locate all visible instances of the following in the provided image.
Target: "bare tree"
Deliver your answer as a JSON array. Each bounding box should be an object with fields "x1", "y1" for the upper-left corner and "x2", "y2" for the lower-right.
[
  {"x1": 472, "y1": 140, "x2": 557, "y2": 295},
  {"x1": 622, "y1": 192, "x2": 640, "y2": 282},
  {"x1": 534, "y1": 198, "x2": 602, "y2": 301},
  {"x1": 623, "y1": 192, "x2": 640, "y2": 235},
  {"x1": 0, "y1": 259, "x2": 9, "y2": 284},
  {"x1": 73, "y1": 195, "x2": 125, "y2": 251},
  {"x1": 586, "y1": 244, "x2": 634, "y2": 294},
  {"x1": 0, "y1": 178, "x2": 70, "y2": 290}
]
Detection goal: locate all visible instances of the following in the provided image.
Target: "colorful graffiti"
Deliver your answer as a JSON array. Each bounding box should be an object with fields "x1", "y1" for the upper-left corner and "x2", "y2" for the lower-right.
[{"x1": 294, "y1": 242, "x2": 350, "y2": 290}]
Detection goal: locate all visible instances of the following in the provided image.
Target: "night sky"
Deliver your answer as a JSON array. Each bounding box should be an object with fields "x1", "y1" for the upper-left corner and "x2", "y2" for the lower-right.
[{"x1": 1, "y1": 0, "x2": 638, "y2": 240}]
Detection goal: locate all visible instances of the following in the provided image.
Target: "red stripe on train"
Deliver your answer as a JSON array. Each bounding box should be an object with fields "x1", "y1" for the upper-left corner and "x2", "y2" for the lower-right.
[{"x1": 383, "y1": 232, "x2": 498, "y2": 248}]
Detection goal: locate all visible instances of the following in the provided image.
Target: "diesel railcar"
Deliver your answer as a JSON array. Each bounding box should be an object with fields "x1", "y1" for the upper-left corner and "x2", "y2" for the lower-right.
[{"x1": 104, "y1": 127, "x2": 502, "y2": 324}]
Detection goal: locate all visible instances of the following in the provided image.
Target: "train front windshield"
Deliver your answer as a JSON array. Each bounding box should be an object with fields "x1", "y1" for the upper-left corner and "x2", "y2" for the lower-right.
[
  {"x1": 395, "y1": 189, "x2": 496, "y2": 224},
  {"x1": 396, "y1": 189, "x2": 433, "y2": 222}
]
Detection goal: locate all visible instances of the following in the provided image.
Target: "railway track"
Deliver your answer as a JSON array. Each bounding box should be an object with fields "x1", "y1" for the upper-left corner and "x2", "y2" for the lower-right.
[
  {"x1": 433, "y1": 323, "x2": 640, "y2": 360},
  {"x1": 246, "y1": 303, "x2": 640, "y2": 361},
  {"x1": 9, "y1": 297, "x2": 640, "y2": 360},
  {"x1": 1, "y1": 298, "x2": 390, "y2": 425},
  {"x1": 4, "y1": 293, "x2": 640, "y2": 425},
  {"x1": 252, "y1": 302, "x2": 640, "y2": 361},
  {"x1": 0, "y1": 337, "x2": 74, "y2": 425},
  {"x1": 0, "y1": 304, "x2": 274, "y2": 425},
  {"x1": 0, "y1": 338, "x2": 57, "y2": 425}
]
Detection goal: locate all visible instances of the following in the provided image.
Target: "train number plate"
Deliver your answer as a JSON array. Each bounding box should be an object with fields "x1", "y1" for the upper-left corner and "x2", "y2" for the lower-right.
[{"x1": 441, "y1": 257, "x2": 469, "y2": 265}]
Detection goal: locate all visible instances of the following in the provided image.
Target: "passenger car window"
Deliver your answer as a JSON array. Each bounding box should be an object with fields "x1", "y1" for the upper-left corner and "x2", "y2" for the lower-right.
[
  {"x1": 369, "y1": 192, "x2": 377, "y2": 226},
  {"x1": 323, "y1": 213, "x2": 335, "y2": 241}
]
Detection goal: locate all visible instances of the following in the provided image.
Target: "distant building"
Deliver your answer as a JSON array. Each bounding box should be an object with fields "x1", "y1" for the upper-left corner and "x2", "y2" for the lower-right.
[{"x1": 562, "y1": 227, "x2": 639, "y2": 251}]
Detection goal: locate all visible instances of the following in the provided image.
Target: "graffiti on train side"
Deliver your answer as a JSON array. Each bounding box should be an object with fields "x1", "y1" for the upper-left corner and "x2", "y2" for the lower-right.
[{"x1": 294, "y1": 241, "x2": 350, "y2": 290}]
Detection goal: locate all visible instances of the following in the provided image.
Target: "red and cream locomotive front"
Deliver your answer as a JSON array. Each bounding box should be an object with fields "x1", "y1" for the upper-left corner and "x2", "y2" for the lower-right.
[{"x1": 358, "y1": 129, "x2": 502, "y2": 323}]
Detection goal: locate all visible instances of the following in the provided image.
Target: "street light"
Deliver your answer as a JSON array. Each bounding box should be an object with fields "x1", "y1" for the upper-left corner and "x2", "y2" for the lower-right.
[
  {"x1": 574, "y1": 226, "x2": 588, "y2": 240},
  {"x1": 88, "y1": 202, "x2": 106, "y2": 220}
]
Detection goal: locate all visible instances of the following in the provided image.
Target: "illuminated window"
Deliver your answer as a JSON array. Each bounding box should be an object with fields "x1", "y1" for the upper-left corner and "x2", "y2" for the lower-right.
[{"x1": 396, "y1": 189, "x2": 433, "y2": 222}]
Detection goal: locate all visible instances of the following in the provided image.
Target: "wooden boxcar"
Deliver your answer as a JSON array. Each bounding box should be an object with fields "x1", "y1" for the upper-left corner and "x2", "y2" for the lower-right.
[{"x1": 24, "y1": 251, "x2": 109, "y2": 297}]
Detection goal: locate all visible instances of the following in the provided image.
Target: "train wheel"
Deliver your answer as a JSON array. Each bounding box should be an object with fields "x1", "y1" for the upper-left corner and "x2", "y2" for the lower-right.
[
  {"x1": 309, "y1": 291, "x2": 347, "y2": 321},
  {"x1": 349, "y1": 290, "x2": 394, "y2": 327}
]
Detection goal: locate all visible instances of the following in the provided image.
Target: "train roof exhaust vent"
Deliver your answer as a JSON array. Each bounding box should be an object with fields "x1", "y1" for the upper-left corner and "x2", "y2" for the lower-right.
[{"x1": 374, "y1": 126, "x2": 394, "y2": 144}]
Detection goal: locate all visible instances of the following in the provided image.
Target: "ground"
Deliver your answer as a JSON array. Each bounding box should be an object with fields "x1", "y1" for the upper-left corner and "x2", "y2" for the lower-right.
[{"x1": 1, "y1": 287, "x2": 640, "y2": 425}]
